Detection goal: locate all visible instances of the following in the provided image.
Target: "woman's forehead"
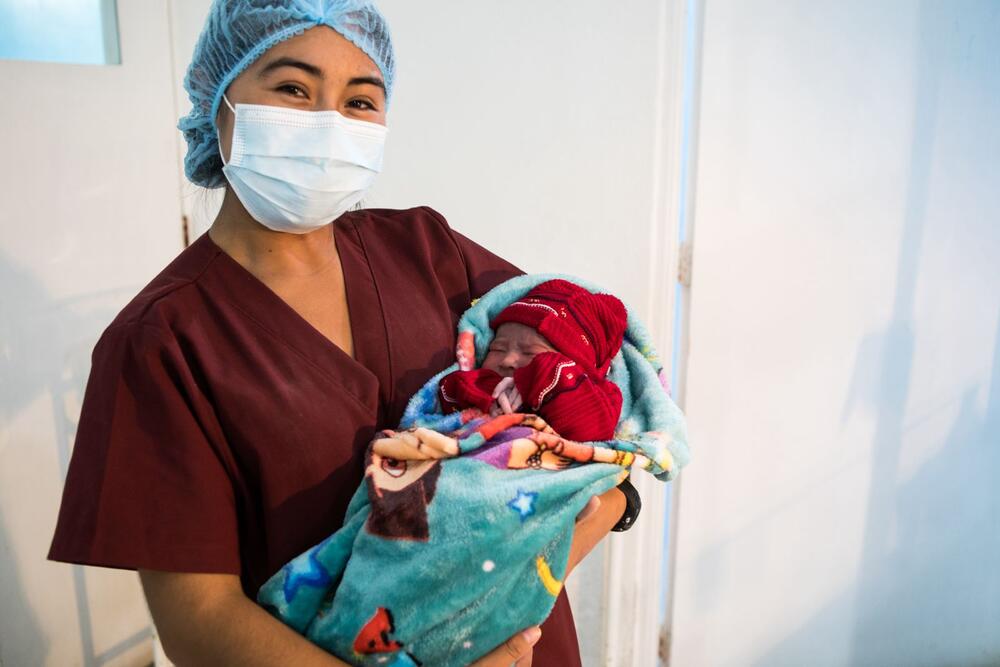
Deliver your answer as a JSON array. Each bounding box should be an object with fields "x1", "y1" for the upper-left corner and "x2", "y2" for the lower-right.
[{"x1": 250, "y1": 25, "x2": 382, "y2": 80}]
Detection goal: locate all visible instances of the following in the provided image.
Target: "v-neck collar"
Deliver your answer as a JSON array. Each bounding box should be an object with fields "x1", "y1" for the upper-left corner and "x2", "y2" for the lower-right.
[
  {"x1": 191, "y1": 218, "x2": 393, "y2": 415},
  {"x1": 334, "y1": 215, "x2": 395, "y2": 418}
]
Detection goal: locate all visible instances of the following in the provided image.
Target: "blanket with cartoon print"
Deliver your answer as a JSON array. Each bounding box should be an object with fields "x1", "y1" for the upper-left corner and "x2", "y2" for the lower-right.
[{"x1": 257, "y1": 274, "x2": 690, "y2": 667}]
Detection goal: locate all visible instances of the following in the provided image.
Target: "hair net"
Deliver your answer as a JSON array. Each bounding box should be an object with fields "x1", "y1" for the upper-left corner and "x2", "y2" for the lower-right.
[{"x1": 178, "y1": 0, "x2": 395, "y2": 188}]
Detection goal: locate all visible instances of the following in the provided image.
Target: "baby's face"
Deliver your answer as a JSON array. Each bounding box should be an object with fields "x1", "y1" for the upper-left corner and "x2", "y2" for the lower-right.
[{"x1": 482, "y1": 323, "x2": 556, "y2": 377}]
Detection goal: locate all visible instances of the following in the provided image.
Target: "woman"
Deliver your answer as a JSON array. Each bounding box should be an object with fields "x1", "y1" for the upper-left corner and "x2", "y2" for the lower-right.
[{"x1": 48, "y1": 2, "x2": 626, "y2": 665}]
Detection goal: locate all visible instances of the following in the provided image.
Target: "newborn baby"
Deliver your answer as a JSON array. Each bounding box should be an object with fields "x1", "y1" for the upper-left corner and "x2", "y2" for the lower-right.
[
  {"x1": 438, "y1": 279, "x2": 627, "y2": 442},
  {"x1": 258, "y1": 276, "x2": 688, "y2": 667}
]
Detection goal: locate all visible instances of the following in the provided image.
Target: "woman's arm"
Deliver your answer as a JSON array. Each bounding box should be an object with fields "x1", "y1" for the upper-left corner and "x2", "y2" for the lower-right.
[
  {"x1": 140, "y1": 571, "x2": 345, "y2": 666},
  {"x1": 140, "y1": 571, "x2": 541, "y2": 667},
  {"x1": 566, "y1": 486, "x2": 627, "y2": 577}
]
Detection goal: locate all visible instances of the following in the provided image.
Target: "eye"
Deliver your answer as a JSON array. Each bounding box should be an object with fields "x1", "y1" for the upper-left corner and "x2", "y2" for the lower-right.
[
  {"x1": 277, "y1": 83, "x2": 308, "y2": 98},
  {"x1": 347, "y1": 97, "x2": 377, "y2": 111}
]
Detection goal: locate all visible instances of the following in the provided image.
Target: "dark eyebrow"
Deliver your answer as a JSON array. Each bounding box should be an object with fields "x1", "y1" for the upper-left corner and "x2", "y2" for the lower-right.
[
  {"x1": 348, "y1": 76, "x2": 386, "y2": 93},
  {"x1": 258, "y1": 57, "x2": 324, "y2": 79}
]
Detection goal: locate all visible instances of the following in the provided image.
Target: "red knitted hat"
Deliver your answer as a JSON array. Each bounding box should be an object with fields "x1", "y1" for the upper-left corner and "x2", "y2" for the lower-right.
[{"x1": 490, "y1": 280, "x2": 628, "y2": 379}]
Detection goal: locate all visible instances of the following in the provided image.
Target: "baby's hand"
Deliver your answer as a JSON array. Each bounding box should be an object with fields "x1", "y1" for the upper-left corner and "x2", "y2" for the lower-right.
[{"x1": 490, "y1": 377, "x2": 523, "y2": 416}]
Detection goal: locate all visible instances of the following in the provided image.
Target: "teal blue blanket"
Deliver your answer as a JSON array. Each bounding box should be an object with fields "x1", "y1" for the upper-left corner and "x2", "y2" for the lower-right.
[{"x1": 258, "y1": 274, "x2": 690, "y2": 666}]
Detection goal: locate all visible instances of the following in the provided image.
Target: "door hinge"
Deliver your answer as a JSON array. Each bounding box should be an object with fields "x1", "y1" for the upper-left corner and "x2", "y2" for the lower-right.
[
  {"x1": 659, "y1": 625, "x2": 672, "y2": 665},
  {"x1": 677, "y1": 241, "x2": 693, "y2": 287}
]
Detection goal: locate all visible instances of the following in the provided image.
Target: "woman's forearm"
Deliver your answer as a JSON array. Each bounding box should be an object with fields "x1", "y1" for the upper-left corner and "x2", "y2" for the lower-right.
[
  {"x1": 141, "y1": 569, "x2": 541, "y2": 666},
  {"x1": 566, "y1": 486, "x2": 627, "y2": 577},
  {"x1": 139, "y1": 570, "x2": 347, "y2": 667}
]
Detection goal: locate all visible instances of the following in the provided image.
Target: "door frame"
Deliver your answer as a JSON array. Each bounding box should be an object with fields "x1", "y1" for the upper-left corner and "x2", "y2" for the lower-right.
[{"x1": 601, "y1": 0, "x2": 702, "y2": 664}]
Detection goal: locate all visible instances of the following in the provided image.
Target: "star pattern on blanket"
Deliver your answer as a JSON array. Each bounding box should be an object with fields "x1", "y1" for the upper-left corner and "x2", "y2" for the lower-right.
[
  {"x1": 282, "y1": 550, "x2": 332, "y2": 603},
  {"x1": 507, "y1": 488, "x2": 538, "y2": 522}
]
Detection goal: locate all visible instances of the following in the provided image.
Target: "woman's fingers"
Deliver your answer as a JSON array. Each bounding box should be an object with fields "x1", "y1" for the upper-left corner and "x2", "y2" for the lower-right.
[{"x1": 471, "y1": 627, "x2": 541, "y2": 667}]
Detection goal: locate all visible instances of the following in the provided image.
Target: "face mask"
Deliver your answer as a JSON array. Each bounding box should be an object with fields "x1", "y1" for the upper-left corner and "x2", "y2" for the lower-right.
[{"x1": 218, "y1": 95, "x2": 387, "y2": 234}]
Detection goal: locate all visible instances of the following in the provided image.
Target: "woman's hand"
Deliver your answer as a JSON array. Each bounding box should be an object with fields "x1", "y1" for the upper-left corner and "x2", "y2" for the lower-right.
[{"x1": 470, "y1": 626, "x2": 542, "y2": 666}]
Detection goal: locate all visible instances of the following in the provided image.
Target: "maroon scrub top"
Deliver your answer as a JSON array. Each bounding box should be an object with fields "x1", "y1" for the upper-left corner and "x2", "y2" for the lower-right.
[{"x1": 48, "y1": 206, "x2": 582, "y2": 666}]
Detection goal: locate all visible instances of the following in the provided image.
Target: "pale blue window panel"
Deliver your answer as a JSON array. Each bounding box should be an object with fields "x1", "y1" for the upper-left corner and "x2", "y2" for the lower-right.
[{"x1": 0, "y1": 0, "x2": 120, "y2": 65}]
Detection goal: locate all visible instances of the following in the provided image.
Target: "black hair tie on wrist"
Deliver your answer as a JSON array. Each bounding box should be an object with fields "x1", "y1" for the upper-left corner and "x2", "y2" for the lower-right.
[{"x1": 611, "y1": 477, "x2": 642, "y2": 532}]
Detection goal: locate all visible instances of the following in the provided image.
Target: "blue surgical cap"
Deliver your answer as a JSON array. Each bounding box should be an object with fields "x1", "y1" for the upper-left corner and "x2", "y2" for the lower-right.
[{"x1": 178, "y1": 0, "x2": 395, "y2": 188}]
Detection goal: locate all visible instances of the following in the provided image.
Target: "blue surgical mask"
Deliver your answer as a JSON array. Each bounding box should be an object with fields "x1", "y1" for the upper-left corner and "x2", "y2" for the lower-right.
[{"x1": 219, "y1": 95, "x2": 387, "y2": 234}]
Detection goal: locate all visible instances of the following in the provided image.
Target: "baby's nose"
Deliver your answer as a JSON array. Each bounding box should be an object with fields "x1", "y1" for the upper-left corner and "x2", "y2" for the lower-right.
[{"x1": 501, "y1": 351, "x2": 523, "y2": 370}]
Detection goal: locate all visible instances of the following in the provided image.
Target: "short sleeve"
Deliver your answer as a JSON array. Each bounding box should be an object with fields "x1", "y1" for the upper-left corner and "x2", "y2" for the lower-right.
[
  {"x1": 48, "y1": 322, "x2": 240, "y2": 574},
  {"x1": 423, "y1": 207, "x2": 524, "y2": 298}
]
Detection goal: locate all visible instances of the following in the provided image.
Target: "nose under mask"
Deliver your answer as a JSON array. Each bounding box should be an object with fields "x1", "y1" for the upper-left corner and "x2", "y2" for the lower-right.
[{"x1": 218, "y1": 95, "x2": 388, "y2": 234}]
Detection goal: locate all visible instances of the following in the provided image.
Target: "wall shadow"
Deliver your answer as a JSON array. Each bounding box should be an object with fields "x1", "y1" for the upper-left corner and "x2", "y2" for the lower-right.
[
  {"x1": 0, "y1": 505, "x2": 47, "y2": 665},
  {"x1": 752, "y1": 1, "x2": 1000, "y2": 664},
  {"x1": 752, "y1": 322, "x2": 1000, "y2": 667},
  {"x1": 0, "y1": 250, "x2": 147, "y2": 665}
]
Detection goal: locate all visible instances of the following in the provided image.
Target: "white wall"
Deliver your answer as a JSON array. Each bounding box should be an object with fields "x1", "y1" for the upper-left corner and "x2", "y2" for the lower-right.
[
  {"x1": 671, "y1": 1, "x2": 1000, "y2": 665},
  {"x1": 0, "y1": 2, "x2": 185, "y2": 665},
  {"x1": 370, "y1": 1, "x2": 668, "y2": 296}
]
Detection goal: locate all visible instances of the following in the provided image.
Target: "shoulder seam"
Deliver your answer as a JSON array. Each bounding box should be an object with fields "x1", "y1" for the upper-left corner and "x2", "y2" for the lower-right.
[
  {"x1": 421, "y1": 206, "x2": 470, "y2": 273},
  {"x1": 106, "y1": 248, "x2": 222, "y2": 332}
]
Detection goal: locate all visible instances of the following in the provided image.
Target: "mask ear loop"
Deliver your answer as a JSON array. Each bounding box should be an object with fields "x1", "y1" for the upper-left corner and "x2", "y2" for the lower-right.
[{"x1": 217, "y1": 93, "x2": 237, "y2": 166}]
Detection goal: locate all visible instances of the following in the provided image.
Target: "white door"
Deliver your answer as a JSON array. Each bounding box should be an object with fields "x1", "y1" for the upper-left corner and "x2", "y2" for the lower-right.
[
  {"x1": 0, "y1": 1, "x2": 185, "y2": 664},
  {"x1": 670, "y1": 1, "x2": 1000, "y2": 665}
]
